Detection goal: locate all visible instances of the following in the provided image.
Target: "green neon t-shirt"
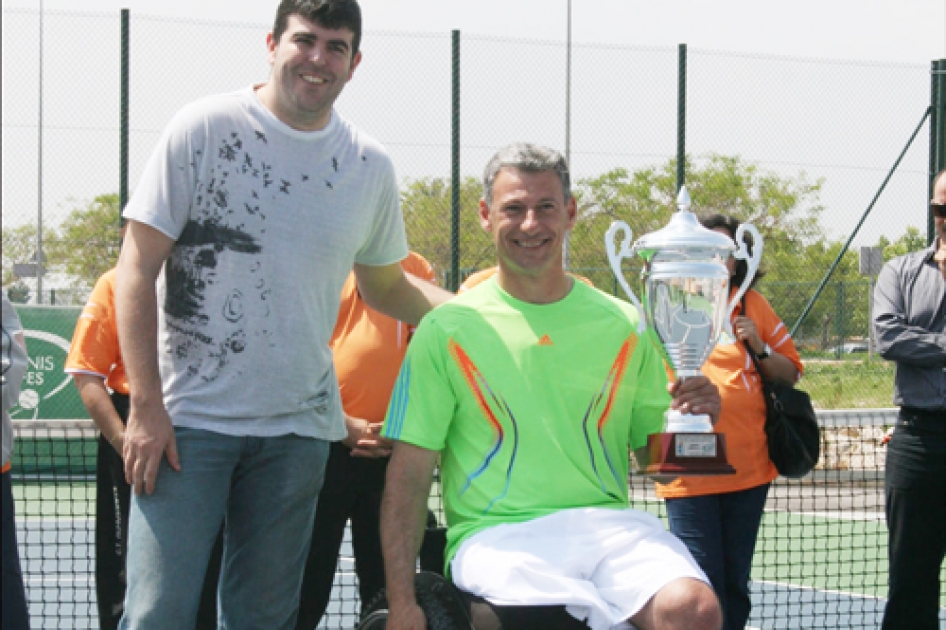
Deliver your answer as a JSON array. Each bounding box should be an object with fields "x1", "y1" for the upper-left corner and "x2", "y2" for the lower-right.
[{"x1": 383, "y1": 278, "x2": 671, "y2": 569}]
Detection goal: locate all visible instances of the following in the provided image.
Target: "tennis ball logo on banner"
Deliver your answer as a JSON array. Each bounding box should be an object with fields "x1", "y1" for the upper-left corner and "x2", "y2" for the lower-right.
[{"x1": 9, "y1": 306, "x2": 88, "y2": 422}]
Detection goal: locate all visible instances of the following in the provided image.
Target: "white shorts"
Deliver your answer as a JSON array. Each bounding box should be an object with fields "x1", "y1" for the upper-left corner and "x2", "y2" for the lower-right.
[{"x1": 450, "y1": 507, "x2": 708, "y2": 630}]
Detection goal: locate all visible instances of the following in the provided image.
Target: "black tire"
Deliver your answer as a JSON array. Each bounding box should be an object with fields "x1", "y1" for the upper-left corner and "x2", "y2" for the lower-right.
[
  {"x1": 356, "y1": 572, "x2": 473, "y2": 630},
  {"x1": 358, "y1": 610, "x2": 388, "y2": 630}
]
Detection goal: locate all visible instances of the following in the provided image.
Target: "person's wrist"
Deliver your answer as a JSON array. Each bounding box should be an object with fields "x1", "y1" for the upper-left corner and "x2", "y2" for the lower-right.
[{"x1": 386, "y1": 588, "x2": 417, "y2": 609}]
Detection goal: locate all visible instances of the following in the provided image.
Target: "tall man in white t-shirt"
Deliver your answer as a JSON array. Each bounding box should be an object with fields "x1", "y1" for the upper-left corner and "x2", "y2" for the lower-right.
[{"x1": 114, "y1": 2, "x2": 450, "y2": 628}]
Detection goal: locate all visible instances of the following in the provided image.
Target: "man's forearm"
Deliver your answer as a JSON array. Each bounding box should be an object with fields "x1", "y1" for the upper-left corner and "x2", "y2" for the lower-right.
[
  {"x1": 73, "y1": 375, "x2": 125, "y2": 451},
  {"x1": 381, "y1": 444, "x2": 437, "y2": 607},
  {"x1": 355, "y1": 264, "x2": 452, "y2": 326},
  {"x1": 116, "y1": 271, "x2": 163, "y2": 405}
]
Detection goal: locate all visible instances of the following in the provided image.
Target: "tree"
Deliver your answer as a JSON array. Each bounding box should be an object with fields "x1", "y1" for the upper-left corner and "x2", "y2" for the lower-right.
[
  {"x1": 6, "y1": 282, "x2": 31, "y2": 304},
  {"x1": 568, "y1": 154, "x2": 828, "y2": 293},
  {"x1": 1, "y1": 223, "x2": 59, "y2": 286},
  {"x1": 46, "y1": 194, "x2": 122, "y2": 292},
  {"x1": 400, "y1": 176, "x2": 493, "y2": 287},
  {"x1": 877, "y1": 226, "x2": 927, "y2": 260},
  {"x1": 2, "y1": 223, "x2": 36, "y2": 286},
  {"x1": 2, "y1": 193, "x2": 121, "y2": 296}
]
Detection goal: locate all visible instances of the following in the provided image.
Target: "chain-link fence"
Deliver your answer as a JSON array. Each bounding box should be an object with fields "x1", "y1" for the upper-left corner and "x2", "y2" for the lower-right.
[{"x1": 3, "y1": 8, "x2": 945, "y2": 629}]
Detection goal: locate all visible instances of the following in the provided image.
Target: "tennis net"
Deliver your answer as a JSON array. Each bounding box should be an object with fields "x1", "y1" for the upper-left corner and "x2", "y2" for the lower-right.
[{"x1": 10, "y1": 413, "x2": 945, "y2": 629}]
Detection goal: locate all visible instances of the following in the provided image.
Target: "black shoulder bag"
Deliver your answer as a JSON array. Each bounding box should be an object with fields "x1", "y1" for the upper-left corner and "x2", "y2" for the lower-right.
[{"x1": 741, "y1": 299, "x2": 820, "y2": 478}]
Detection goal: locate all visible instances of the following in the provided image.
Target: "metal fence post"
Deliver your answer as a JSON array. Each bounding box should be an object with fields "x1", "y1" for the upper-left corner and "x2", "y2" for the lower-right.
[
  {"x1": 450, "y1": 30, "x2": 460, "y2": 292},
  {"x1": 929, "y1": 58, "x2": 945, "y2": 245},
  {"x1": 676, "y1": 44, "x2": 687, "y2": 193},
  {"x1": 120, "y1": 9, "x2": 129, "y2": 224},
  {"x1": 36, "y1": 2, "x2": 44, "y2": 303},
  {"x1": 835, "y1": 281, "x2": 845, "y2": 353}
]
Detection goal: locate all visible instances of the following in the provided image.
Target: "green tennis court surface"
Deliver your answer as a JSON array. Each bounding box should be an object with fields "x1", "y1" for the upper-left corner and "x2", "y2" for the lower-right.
[{"x1": 11, "y1": 419, "x2": 946, "y2": 628}]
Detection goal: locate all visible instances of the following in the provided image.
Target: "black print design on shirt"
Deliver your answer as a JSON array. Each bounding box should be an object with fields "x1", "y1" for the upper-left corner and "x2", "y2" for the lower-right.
[{"x1": 164, "y1": 129, "x2": 336, "y2": 381}]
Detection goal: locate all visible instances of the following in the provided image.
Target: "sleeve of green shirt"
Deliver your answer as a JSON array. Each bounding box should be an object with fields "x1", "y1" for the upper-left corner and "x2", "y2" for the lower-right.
[
  {"x1": 627, "y1": 329, "x2": 672, "y2": 452},
  {"x1": 382, "y1": 315, "x2": 454, "y2": 448}
]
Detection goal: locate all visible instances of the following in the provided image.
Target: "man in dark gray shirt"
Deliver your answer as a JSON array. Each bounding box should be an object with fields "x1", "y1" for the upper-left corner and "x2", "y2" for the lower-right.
[{"x1": 872, "y1": 167, "x2": 946, "y2": 630}]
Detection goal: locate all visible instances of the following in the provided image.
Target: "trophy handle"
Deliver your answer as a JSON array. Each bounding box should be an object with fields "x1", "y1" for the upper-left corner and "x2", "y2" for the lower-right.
[
  {"x1": 605, "y1": 221, "x2": 646, "y2": 334},
  {"x1": 722, "y1": 222, "x2": 763, "y2": 337}
]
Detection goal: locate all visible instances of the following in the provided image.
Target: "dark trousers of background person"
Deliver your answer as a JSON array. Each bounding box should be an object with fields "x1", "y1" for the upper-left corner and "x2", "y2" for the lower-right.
[
  {"x1": 882, "y1": 408, "x2": 946, "y2": 630},
  {"x1": 664, "y1": 483, "x2": 770, "y2": 630},
  {"x1": 2, "y1": 468, "x2": 31, "y2": 630},
  {"x1": 296, "y1": 442, "x2": 388, "y2": 629},
  {"x1": 98, "y1": 392, "x2": 222, "y2": 630}
]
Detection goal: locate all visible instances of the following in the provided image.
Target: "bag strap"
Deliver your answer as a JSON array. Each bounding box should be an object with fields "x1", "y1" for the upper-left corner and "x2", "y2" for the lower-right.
[{"x1": 740, "y1": 295, "x2": 772, "y2": 388}]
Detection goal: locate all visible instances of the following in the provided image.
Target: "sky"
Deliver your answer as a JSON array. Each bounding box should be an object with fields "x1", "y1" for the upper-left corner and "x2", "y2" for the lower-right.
[
  {"x1": 2, "y1": 0, "x2": 945, "y2": 260},
  {"x1": 3, "y1": 0, "x2": 945, "y2": 64}
]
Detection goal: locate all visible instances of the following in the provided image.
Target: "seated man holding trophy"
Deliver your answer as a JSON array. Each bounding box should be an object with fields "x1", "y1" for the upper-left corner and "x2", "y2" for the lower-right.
[{"x1": 379, "y1": 143, "x2": 727, "y2": 630}]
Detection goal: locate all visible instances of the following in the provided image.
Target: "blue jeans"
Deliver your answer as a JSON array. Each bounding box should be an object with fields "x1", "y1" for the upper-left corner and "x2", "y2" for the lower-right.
[
  {"x1": 120, "y1": 427, "x2": 329, "y2": 630},
  {"x1": 665, "y1": 483, "x2": 769, "y2": 630}
]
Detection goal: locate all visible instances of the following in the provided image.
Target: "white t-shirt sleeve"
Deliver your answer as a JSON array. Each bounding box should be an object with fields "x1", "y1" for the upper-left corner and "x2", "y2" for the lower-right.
[
  {"x1": 353, "y1": 151, "x2": 408, "y2": 267},
  {"x1": 123, "y1": 105, "x2": 204, "y2": 241}
]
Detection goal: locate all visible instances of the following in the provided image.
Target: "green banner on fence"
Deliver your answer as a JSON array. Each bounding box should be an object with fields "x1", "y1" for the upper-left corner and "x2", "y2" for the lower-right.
[{"x1": 9, "y1": 305, "x2": 89, "y2": 421}]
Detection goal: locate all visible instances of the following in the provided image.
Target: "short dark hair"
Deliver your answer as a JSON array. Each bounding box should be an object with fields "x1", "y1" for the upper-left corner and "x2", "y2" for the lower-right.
[
  {"x1": 272, "y1": 0, "x2": 362, "y2": 57},
  {"x1": 698, "y1": 213, "x2": 765, "y2": 289},
  {"x1": 482, "y1": 143, "x2": 571, "y2": 209}
]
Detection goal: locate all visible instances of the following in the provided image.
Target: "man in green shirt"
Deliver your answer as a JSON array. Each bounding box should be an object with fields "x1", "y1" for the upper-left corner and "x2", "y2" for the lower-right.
[{"x1": 381, "y1": 143, "x2": 723, "y2": 630}]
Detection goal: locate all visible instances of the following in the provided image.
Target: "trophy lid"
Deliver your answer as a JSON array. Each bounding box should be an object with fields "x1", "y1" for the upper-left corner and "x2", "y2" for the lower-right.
[{"x1": 635, "y1": 187, "x2": 736, "y2": 263}]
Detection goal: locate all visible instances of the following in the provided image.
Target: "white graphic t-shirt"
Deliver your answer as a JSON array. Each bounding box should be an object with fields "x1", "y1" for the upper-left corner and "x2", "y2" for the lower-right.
[{"x1": 124, "y1": 86, "x2": 408, "y2": 439}]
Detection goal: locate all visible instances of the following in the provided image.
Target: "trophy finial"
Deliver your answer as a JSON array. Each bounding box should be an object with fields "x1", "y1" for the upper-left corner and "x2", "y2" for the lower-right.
[{"x1": 676, "y1": 185, "x2": 691, "y2": 212}]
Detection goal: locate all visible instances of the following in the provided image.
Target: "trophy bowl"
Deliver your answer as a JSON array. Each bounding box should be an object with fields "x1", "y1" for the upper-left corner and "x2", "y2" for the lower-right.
[{"x1": 606, "y1": 187, "x2": 762, "y2": 475}]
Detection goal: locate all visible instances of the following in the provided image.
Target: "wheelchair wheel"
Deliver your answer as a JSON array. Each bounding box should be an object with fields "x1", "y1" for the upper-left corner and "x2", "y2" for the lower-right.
[
  {"x1": 355, "y1": 571, "x2": 473, "y2": 630},
  {"x1": 358, "y1": 609, "x2": 388, "y2": 630}
]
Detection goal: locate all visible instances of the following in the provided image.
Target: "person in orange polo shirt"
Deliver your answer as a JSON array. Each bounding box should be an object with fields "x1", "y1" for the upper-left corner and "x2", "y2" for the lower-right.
[
  {"x1": 296, "y1": 251, "x2": 437, "y2": 629},
  {"x1": 65, "y1": 265, "x2": 219, "y2": 630},
  {"x1": 656, "y1": 214, "x2": 803, "y2": 630}
]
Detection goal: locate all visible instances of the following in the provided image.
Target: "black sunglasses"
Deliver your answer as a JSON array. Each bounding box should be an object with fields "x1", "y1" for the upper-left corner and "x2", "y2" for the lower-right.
[{"x1": 932, "y1": 202, "x2": 946, "y2": 218}]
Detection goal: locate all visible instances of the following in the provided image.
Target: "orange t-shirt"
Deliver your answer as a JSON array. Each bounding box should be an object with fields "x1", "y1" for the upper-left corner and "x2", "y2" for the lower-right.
[
  {"x1": 458, "y1": 266, "x2": 594, "y2": 292},
  {"x1": 64, "y1": 268, "x2": 130, "y2": 396},
  {"x1": 656, "y1": 289, "x2": 804, "y2": 498},
  {"x1": 329, "y1": 252, "x2": 436, "y2": 423}
]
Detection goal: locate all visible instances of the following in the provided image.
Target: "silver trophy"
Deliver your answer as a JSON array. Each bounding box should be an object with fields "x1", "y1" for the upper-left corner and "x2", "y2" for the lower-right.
[{"x1": 606, "y1": 186, "x2": 762, "y2": 475}]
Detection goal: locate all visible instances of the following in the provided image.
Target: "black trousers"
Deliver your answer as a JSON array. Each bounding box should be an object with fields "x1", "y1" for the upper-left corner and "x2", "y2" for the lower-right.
[
  {"x1": 2, "y1": 469, "x2": 30, "y2": 630},
  {"x1": 96, "y1": 392, "x2": 222, "y2": 630},
  {"x1": 881, "y1": 408, "x2": 946, "y2": 630},
  {"x1": 296, "y1": 442, "x2": 389, "y2": 629}
]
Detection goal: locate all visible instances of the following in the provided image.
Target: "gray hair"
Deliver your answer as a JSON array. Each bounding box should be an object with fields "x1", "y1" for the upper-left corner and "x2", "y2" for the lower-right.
[{"x1": 482, "y1": 143, "x2": 571, "y2": 208}]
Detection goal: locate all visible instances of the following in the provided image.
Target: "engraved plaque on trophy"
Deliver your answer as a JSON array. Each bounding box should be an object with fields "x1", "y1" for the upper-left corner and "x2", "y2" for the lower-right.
[{"x1": 605, "y1": 187, "x2": 762, "y2": 475}]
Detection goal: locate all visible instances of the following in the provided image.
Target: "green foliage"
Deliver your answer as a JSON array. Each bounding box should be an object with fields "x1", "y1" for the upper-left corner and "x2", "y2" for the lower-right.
[
  {"x1": 568, "y1": 154, "x2": 832, "y2": 326},
  {"x1": 6, "y1": 282, "x2": 31, "y2": 304},
  {"x1": 400, "y1": 176, "x2": 493, "y2": 287},
  {"x1": 876, "y1": 225, "x2": 927, "y2": 260},
  {"x1": 573, "y1": 154, "x2": 825, "y2": 255},
  {"x1": 47, "y1": 194, "x2": 122, "y2": 292},
  {"x1": 2, "y1": 194, "x2": 120, "y2": 294},
  {"x1": 2, "y1": 223, "x2": 46, "y2": 286}
]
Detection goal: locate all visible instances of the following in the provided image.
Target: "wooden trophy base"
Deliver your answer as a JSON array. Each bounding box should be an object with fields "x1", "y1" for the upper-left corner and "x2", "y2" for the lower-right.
[{"x1": 645, "y1": 432, "x2": 736, "y2": 476}]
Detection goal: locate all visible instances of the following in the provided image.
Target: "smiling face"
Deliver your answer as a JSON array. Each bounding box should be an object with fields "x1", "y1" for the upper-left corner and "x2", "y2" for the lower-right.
[
  {"x1": 479, "y1": 167, "x2": 577, "y2": 302},
  {"x1": 259, "y1": 13, "x2": 361, "y2": 131}
]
